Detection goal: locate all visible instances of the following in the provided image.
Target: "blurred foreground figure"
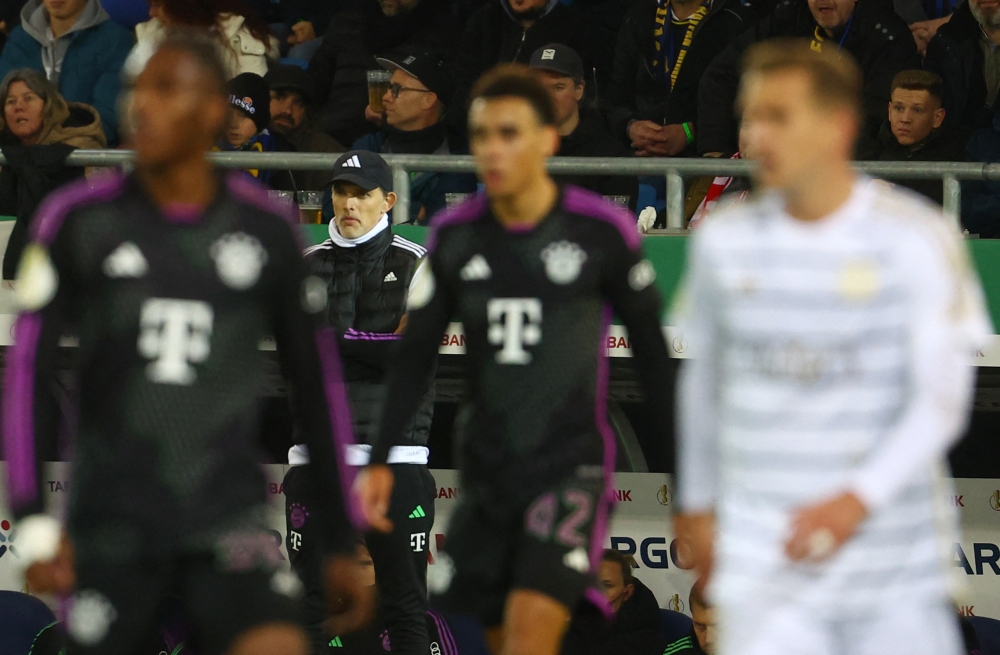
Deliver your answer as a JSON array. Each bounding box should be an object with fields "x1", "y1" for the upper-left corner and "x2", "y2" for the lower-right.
[
  {"x1": 673, "y1": 39, "x2": 990, "y2": 655},
  {"x1": 356, "y1": 64, "x2": 673, "y2": 655},
  {"x1": 2, "y1": 30, "x2": 372, "y2": 655}
]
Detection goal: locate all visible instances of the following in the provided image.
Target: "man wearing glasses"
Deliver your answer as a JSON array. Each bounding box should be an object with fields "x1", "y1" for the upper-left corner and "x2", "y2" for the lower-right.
[{"x1": 356, "y1": 49, "x2": 476, "y2": 224}]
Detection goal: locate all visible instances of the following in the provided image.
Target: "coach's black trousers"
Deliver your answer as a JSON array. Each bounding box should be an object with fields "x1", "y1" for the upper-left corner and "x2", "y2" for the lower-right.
[{"x1": 284, "y1": 463, "x2": 435, "y2": 655}]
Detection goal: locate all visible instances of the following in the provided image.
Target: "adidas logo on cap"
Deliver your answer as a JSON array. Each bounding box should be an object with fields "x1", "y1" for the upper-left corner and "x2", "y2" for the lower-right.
[{"x1": 342, "y1": 155, "x2": 362, "y2": 168}]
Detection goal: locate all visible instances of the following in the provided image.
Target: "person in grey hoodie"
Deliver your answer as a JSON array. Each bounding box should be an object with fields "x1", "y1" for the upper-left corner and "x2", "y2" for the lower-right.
[{"x1": 0, "y1": 0, "x2": 134, "y2": 143}]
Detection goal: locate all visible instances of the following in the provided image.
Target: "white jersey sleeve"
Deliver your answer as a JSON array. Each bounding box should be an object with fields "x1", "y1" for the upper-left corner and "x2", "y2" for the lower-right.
[
  {"x1": 672, "y1": 224, "x2": 723, "y2": 513},
  {"x1": 847, "y1": 215, "x2": 992, "y2": 511}
]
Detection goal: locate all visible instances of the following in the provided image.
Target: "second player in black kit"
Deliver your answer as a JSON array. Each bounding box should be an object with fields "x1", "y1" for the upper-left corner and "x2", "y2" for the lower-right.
[{"x1": 369, "y1": 187, "x2": 672, "y2": 623}]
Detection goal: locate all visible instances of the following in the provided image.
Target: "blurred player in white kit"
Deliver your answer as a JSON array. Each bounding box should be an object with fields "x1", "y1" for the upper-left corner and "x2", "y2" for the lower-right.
[{"x1": 672, "y1": 39, "x2": 991, "y2": 655}]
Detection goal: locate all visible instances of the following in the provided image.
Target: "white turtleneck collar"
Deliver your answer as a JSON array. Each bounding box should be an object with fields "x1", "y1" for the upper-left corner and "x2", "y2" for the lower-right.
[{"x1": 328, "y1": 214, "x2": 390, "y2": 248}]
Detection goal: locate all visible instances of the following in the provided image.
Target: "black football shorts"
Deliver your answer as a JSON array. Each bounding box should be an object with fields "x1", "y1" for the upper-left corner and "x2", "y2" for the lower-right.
[
  {"x1": 432, "y1": 472, "x2": 610, "y2": 627},
  {"x1": 65, "y1": 537, "x2": 301, "y2": 655}
]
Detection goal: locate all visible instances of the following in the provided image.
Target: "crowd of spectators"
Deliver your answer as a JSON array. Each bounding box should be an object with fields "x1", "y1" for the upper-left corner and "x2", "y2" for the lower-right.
[{"x1": 0, "y1": 0, "x2": 997, "y2": 230}]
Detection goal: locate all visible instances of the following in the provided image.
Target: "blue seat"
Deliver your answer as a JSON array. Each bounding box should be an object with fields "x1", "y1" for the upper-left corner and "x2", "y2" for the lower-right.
[
  {"x1": 970, "y1": 616, "x2": 1000, "y2": 655},
  {"x1": 659, "y1": 608, "x2": 693, "y2": 645},
  {"x1": 0, "y1": 591, "x2": 55, "y2": 655}
]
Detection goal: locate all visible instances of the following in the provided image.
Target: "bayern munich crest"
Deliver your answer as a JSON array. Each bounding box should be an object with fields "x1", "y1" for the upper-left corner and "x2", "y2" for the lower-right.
[
  {"x1": 540, "y1": 241, "x2": 587, "y2": 285},
  {"x1": 211, "y1": 233, "x2": 268, "y2": 290}
]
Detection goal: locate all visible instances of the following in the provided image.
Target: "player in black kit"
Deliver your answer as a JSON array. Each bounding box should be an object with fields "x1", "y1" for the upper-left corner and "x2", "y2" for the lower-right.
[
  {"x1": 355, "y1": 66, "x2": 673, "y2": 655},
  {"x1": 2, "y1": 32, "x2": 373, "y2": 655}
]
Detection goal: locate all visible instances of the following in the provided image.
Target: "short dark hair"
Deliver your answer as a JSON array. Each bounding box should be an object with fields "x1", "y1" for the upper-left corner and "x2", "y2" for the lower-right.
[
  {"x1": 741, "y1": 38, "x2": 862, "y2": 120},
  {"x1": 469, "y1": 64, "x2": 558, "y2": 126},
  {"x1": 890, "y1": 69, "x2": 944, "y2": 104},
  {"x1": 601, "y1": 549, "x2": 635, "y2": 585},
  {"x1": 689, "y1": 579, "x2": 711, "y2": 611},
  {"x1": 155, "y1": 29, "x2": 229, "y2": 97}
]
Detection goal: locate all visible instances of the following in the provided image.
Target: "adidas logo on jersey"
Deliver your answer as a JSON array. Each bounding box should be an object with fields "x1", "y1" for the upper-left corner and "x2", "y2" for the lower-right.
[
  {"x1": 329, "y1": 636, "x2": 344, "y2": 648},
  {"x1": 342, "y1": 155, "x2": 362, "y2": 168},
  {"x1": 384, "y1": 271, "x2": 398, "y2": 282},
  {"x1": 408, "y1": 505, "x2": 426, "y2": 519},
  {"x1": 103, "y1": 242, "x2": 148, "y2": 278},
  {"x1": 460, "y1": 254, "x2": 491, "y2": 281}
]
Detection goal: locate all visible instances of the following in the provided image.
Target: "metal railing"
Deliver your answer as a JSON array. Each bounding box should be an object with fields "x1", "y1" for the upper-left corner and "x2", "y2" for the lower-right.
[{"x1": 18, "y1": 149, "x2": 1000, "y2": 228}]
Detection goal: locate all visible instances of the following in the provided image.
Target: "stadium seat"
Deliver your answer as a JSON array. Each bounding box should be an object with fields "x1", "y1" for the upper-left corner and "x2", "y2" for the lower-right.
[
  {"x1": 970, "y1": 616, "x2": 1000, "y2": 655},
  {"x1": 659, "y1": 608, "x2": 693, "y2": 644},
  {"x1": 0, "y1": 591, "x2": 55, "y2": 655}
]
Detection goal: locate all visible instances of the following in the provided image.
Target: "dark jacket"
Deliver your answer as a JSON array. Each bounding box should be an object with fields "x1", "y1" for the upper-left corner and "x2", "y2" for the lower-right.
[
  {"x1": 308, "y1": 0, "x2": 458, "y2": 147},
  {"x1": 860, "y1": 120, "x2": 969, "y2": 204},
  {"x1": 554, "y1": 106, "x2": 639, "y2": 209},
  {"x1": 561, "y1": 578, "x2": 666, "y2": 655},
  {"x1": 350, "y1": 122, "x2": 478, "y2": 224},
  {"x1": 304, "y1": 224, "x2": 434, "y2": 446},
  {"x1": 278, "y1": 120, "x2": 346, "y2": 192},
  {"x1": 0, "y1": 102, "x2": 107, "y2": 280},
  {"x1": 696, "y1": 0, "x2": 918, "y2": 155},
  {"x1": 660, "y1": 628, "x2": 707, "y2": 655},
  {"x1": 608, "y1": 0, "x2": 756, "y2": 147},
  {"x1": 451, "y1": 0, "x2": 600, "y2": 140},
  {"x1": 962, "y1": 119, "x2": 1000, "y2": 237},
  {"x1": 924, "y1": 1, "x2": 996, "y2": 131}
]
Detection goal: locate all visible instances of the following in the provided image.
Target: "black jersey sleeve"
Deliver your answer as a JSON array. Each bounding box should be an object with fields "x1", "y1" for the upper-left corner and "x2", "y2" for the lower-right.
[
  {"x1": 601, "y1": 231, "x2": 673, "y2": 450},
  {"x1": 271, "y1": 225, "x2": 358, "y2": 555},
  {"x1": 2, "y1": 216, "x2": 78, "y2": 520},
  {"x1": 369, "y1": 249, "x2": 453, "y2": 465}
]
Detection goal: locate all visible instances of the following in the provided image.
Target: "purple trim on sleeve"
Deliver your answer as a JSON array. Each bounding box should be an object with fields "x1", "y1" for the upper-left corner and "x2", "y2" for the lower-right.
[
  {"x1": 313, "y1": 327, "x2": 365, "y2": 530},
  {"x1": 2, "y1": 314, "x2": 43, "y2": 510},
  {"x1": 425, "y1": 193, "x2": 488, "y2": 251},
  {"x1": 31, "y1": 172, "x2": 127, "y2": 246},
  {"x1": 343, "y1": 328, "x2": 401, "y2": 341},
  {"x1": 586, "y1": 304, "x2": 617, "y2": 621},
  {"x1": 562, "y1": 185, "x2": 641, "y2": 251},
  {"x1": 428, "y1": 609, "x2": 459, "y2": 655}
]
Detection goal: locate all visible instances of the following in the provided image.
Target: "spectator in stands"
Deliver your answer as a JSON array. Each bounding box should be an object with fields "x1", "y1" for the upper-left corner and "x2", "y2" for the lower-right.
[
  {"x1": 265, "y1": 64, "x2": 345, "y2": 191},
  {"x1": 450, "y1": 0, "x2": 600, "y2": 143},
  {"x1": 219, "y1": 72, "x2": 296, "y2": 190},
  {"x1": 960, "y1": 113, "x2": 1000, "y2": 237},
  {"x1": 697, "y1": 0, "x2": 918, "y2": 157},
  {"x1": 858, "y1": 70, "x2": 968, "y2": 204},
  {"x1": 607, "y1": 0, "x2": 753, "y2": 157},
  {"x1": 0, "y1": 68, "x2": 105, "y2": 281},
  {"x1": 529, "y1": 43, "x2": 638, "y2": 209},
  {"x1": 308, "y1": 0, "x2": 457, "y2": 148},
  {"x1": 351, "y1": 49, "x2": 476, "y2": 224},
  {"x1": 661, "y1": 581, "x2": 716, "y2": 655},
  {"x1": 560, "y1": 550, "x2": 666, "y2": 655},
  {"x1": 0, "y1": 0, "x2": 132, "y2": 144},
  {"x1": 925, "y1": 0, "x2": 1000, "y2": 133},
  {"x1": 243, "y1": 0, "x2": 333, "y2": 61},
  {"x1": 125, "y1": 0, "x2": 278, "y2": 80}
]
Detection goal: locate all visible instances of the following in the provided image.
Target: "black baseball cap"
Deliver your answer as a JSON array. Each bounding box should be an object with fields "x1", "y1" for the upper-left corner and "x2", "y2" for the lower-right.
[
  {"x1": 375, "y1": 49, "x2": 454, "y2": 104},
  {"x1": 264, "y1": 64, "x2": 317, "y2": 105},
  {"x1": 529, "y1": 43, "x2": 584, "y2": 82},
  {"x1": 330, "y1": 150, "x2": 394, "y2": 192}
]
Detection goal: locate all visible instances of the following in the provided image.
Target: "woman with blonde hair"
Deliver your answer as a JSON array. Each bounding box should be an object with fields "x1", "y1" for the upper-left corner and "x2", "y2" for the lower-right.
[{"x1": 0, "y1": 68, "x2": 106, "y2": 280}]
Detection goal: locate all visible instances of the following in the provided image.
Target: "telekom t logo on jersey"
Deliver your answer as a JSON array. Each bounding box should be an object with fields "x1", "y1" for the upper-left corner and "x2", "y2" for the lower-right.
[
  {"x1": 487, "y1": 298, "x2": 541, "y2": 364},
  {"x1": 137, "y1": 298, "x2": 214, "y2": 385}
]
